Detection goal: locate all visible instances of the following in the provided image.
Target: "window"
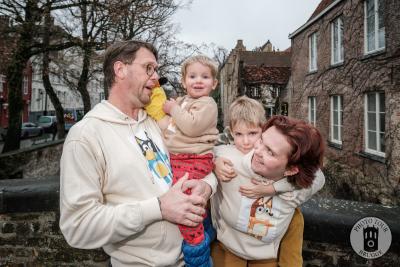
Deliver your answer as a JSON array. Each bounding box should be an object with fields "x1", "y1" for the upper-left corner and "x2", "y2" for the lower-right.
[
  {"x1": 100, "y1": 92, "x2": 105, "y2": 101},
  {"x1": 252, "y1": 87, "x2": 261, "y2": 98},
  {"x1": 246, "y1": 87, "x2": 261, "y2": 99},
  {"x1": 0, "y1": 74, "x2": 5, "y2": 93},
  {"x1": 364, "y1": 0, "x2": 385, "y2": 54},
  {"x1": 364, "y1": 92, "x2": 385, "y2": 156},
  {"x1": 23, "y1": 76, "x2": 28, "y2": 95},
  {"x1": 308, "y1": 96, "x2": 316, "y2": 126},
  {"x1": 309, "y1": 32, "x2": 318, "y2": 71},
  {"x1": 330, "y1": 95, "x2": 343, "y2": 144},
  {"x1": 266, "y1": 107, "x2": 275, "y2": 118},
  {"x1": 331, "y1": 17, "x2": 344, "y2": 64}
]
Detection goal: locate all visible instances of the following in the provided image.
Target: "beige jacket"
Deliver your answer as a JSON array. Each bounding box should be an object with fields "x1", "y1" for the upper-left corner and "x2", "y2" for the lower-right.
[
  {"x1": 163, "y1": 96, "x2": 218, "y2": 155},
  {"x1": 211, "y1": 145, "x2": 325, "y2": 260},
  {"x1": 59, "y1": 101, "x2": 217, "y2": 267}
]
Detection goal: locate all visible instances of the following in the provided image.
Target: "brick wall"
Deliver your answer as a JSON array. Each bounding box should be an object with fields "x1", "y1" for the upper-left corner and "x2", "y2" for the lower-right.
[
  {"x1": 287, "y1": 0, "x2": 400, "y2": 205},
  {"x1": 0, "y1": 212, "x2": 109, "y2": 266}
]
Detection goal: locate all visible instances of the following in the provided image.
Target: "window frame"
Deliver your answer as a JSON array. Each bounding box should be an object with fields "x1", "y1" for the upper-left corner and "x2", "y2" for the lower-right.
[
  {"x1": 330, "y1": 95, "x2": 343, "y2": 145},
  {"x1": 0, "y1": 74, "x2": 5, "y2": 93},
  {"x1": 364, "y1": 0, "x2": 385, "y2": 54},
  {"x1": 23, "y1": 76, "x2": 29, "y2": 95},
  {"x1": 331, "y1": 16, "x2": 344, "y2": 65},
  {"x1": 364, "y1": 92, "x2": 385, "y2": 157},
  {"x1": 309, "y1": 32, "x2": 318, "y2": 72},
  {"x1": 308, "y1": 96, "x2": 316, "y2": 126}
]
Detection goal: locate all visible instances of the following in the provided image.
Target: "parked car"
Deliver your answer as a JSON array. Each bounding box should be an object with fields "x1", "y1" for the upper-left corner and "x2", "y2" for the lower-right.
[
  {"x1": 37, "y1": 115, "x2": 57, "y2": 134},
  {"x1": 21, "y1": 122, "x2": 43, "y2": 139},
  {"x1": 0, "y1": 126, "x2": 6, "y2": 141}
]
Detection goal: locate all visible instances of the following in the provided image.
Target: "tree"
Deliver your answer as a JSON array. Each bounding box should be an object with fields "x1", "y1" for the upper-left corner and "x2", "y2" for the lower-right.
[{"x1": 0, "y1": 0, "x2": 77, "y2": 152}]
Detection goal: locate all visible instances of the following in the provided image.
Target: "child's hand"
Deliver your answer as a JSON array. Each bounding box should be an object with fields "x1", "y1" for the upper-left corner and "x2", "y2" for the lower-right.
[
  {"x1": 239, "y1": 178, "x2": 276, "y2": 199},
  {"x1": 163, "y1": 99, "x2": 177, "y2": 115},
  {"x1": 214, "y1": 157, "x2": 236, "y2": 182}
]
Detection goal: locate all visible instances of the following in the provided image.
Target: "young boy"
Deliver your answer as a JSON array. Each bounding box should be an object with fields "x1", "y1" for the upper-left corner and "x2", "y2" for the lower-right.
[
  {"x1": 145, "y1": 55, "x2": 219, "y2": 267},
  {"x1": 213, "y1": 96, "x2": 311, "y2": 267}
]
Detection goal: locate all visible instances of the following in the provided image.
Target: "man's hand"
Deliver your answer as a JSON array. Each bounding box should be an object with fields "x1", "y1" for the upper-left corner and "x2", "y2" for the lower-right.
[
  {"x1": 159, "y1": 173, "x2": 206, "y2": 227},
  {"x1": 163, "y1": 99, "x2": 178, "y2": 115},
  {"x1": 239, "y1": 178, "x2": 276, "y2": 199},
  {"x1": 182, "y1": 179, "x2": 212, "y2": 204},
  {"x1": 214, "y1": 157, "x2": 236, "y2": 182}
]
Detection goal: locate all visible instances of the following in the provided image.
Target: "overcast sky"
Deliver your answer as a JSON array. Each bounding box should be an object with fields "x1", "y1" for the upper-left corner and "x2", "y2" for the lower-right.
[{"x1": 173, "y1": 0, "x2": 321, "y2": 51}]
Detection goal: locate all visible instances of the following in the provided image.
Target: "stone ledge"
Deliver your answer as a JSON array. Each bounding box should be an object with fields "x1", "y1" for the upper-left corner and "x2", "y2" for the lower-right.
[
  {"x1": 0, "y1": 176, "x2": 59, "y2": 213},
  {"x1": 300, "y1": 197, "x2": 400, "y2": 249},
  {"x1": 0, "y1": 139, "x2": 64, "y2": 158}
]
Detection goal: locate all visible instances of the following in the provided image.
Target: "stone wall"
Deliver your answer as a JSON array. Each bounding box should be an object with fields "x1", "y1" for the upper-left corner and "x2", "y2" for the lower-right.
[
  {"x1": 0, "y1": 177, "x2": 109, "y2": 266},
  {"x1": 1, "y1": 177, "x2": 399, "y2": 266},
  {"x1": 287, "y1": 0, "x2": 400, "y2": 205},
  {"x1": 0, "y1": 212, "x2": 109, "y2": 266},
  {"x1": 0, "y1": 139, "x2": 64, "y2": 180}
]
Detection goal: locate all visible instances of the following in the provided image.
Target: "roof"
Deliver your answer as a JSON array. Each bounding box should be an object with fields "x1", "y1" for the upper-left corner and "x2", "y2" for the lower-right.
[
  {"x1": 243, "y1": 66, "x2": 291, "y2": 85},
  {"x1": 288, "y1": 0, "x2": 343, "y2": 39},
  {"x1": 308, "y1": 0, "x2": 335, "y2": 21},
  {"x1": 239, "y1": 51, "x2": 291, "y2": 67}
]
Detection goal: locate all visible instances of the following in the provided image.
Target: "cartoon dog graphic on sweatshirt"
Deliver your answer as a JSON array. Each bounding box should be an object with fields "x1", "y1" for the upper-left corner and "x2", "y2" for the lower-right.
[
  {"x1": 247, "y1": 197, "x2": 274, "y2": 239},
  {"x1": 135, "y1": 132, "x2": 172, "y2": 184}
]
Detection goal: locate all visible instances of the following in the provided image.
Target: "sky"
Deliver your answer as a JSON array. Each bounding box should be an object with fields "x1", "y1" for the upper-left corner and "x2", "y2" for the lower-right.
[{"x1": 173, "y1": 0, "x2": 321, "y2": 51}]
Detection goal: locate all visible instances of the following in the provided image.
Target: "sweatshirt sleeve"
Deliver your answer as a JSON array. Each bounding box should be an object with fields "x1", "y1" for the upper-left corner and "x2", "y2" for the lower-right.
[
  {"x1": 202, "y1": 171, "x2": 218, "y2": 197},
  {"x1": 170, "y1": 98, "x2": 218, "y2": 137},
  {"x1": 59, "y1": 139, "x2": 162, "y2": 249},
  {"x1": 273, "y1": 178, "x2": 296, "y2": 193},
  {"x1": 278, "y1": 169, "x2": 325, "y2": 208}
]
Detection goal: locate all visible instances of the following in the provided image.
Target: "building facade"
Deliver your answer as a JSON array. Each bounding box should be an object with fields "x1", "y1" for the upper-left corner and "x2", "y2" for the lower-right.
[
  {"x1": 29, "y1": 54, "x2": 105, "y2": 123},
  {"x1": 0, "y1": 64, "x2": 33, "y2": 128},
  {"x1": 287, "y1": 0, "x2": 400, "y2": 205},
  {"x1": 219, "y1": 40, "x2": 291, "y2": 126},
  {"x1": 0, "y1": 16, "x2": 33, "y2": 128}
]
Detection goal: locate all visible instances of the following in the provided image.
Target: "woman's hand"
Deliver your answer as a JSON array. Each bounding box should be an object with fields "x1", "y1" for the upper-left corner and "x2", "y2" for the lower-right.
[
  {"x1": 214, "y1": 157, "x2": 236, "y2": 182},
  {"x1": 239, "y1": 178, "x2": 276, "y2": 199}
]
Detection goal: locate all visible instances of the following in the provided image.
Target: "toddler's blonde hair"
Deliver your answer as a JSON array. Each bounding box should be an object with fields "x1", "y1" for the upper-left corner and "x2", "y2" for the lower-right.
[
  {"x1": 181, "y1": 55, "x2": 218, "y2": 79},
  {"x1": 229, "y1": 96, "x2": 266, "y2": 129}
]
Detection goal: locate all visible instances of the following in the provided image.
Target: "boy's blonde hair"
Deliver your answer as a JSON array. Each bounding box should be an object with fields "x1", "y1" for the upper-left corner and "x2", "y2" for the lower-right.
[
  {"x1": 181, "y1": 55, "x2": 218, "y2": 79},
  {"x1": 229, "y1": 96, "x2": 266, "y2": 129}
]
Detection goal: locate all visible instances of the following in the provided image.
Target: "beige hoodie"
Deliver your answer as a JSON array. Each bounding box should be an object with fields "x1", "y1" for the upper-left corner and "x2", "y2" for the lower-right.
[
  {"x1": 59, "y1": 101, "x2": 216, "y2": 267},
  {"x1": 211, "y1": 145, "x2": 325, "y2": 260},
  {"x1": 163, "y1": 95, "x2": 219, "y2": 155}
]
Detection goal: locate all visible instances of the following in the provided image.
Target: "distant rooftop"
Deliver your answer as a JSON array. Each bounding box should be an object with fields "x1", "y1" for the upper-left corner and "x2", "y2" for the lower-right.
[
  {"x1": 239, "y1": 51, "x2": 291, "y2": 68},
  {"x1": 243, "y1": 66, "x2": 290, "y2": 85}
]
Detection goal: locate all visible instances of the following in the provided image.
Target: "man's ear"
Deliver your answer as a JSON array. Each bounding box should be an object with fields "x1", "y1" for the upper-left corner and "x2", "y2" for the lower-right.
[
  {"x1": 114, "y1": 61, "x2": 127, "y2": 79},
  {"x1": 284, "y1": 165, "x2": 299, "y2": 177}
]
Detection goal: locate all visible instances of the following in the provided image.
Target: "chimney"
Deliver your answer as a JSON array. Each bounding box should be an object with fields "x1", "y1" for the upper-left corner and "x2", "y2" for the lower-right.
[{"x1": 235, "y1": 39, "x2": 246, "y2": 51}]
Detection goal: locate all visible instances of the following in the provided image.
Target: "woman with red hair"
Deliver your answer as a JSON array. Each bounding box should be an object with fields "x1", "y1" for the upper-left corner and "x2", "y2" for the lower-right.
[{"x1": 211, "y1": 115, "x2": 325, "y2": 267}]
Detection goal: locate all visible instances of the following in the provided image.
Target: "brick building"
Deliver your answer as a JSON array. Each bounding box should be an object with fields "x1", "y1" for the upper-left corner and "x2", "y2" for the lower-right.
[
  {"x1": 0, "y1": 15, "x2": 32, "y2": 128},
  {"x1": 219, "y1": 40, "x2": 291, "y2": 126},
  {"x1": 286, "y1": 0, "x2": 400, "y2": 205}
]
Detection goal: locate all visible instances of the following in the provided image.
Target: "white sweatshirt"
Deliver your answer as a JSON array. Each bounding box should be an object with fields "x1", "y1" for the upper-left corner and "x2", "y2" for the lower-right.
[
  {"x1": 59, "y1": 101, "x2": 217, "y2": 267},
  {"x1": 211, "y1": 145, "x2": 325, "y2": 260}
]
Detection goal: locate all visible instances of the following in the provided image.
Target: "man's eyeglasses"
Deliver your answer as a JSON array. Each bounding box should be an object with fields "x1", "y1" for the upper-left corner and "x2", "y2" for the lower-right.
[
  {"x1": 144, "y1": 64, "x2": 158, "y2": 77},
  {"x1": 131, "y1": 63, "x2": 158, "y2": 76}
]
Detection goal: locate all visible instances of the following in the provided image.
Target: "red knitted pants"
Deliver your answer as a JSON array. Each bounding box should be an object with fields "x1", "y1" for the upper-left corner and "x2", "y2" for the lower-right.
[{"x1": 170, "y1": 153, "x2": 214, "y2": 245}]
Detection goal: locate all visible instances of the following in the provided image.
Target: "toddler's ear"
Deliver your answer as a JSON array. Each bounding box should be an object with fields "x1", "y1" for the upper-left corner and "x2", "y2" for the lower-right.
[{"x1": 212, "y1": 79, "x2": 218, "y2": 89}]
